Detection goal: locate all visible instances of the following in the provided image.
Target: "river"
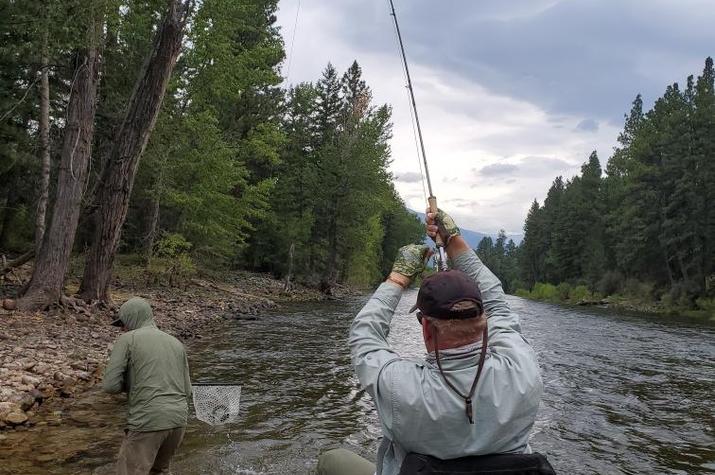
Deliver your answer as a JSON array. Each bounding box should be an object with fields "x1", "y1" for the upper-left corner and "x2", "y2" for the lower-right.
[{"x1": 2, "y1": 293, "x2": 713, "y2": 474}]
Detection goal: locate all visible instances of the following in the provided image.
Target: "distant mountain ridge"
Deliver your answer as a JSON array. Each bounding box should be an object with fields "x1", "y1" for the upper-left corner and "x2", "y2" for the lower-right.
[{"x1": 410, "y1": 211, "x2": 522, "y2": 248}]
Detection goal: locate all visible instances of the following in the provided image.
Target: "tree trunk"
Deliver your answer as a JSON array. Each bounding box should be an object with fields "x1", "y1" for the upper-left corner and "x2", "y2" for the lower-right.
[
  {"x1": 284, "y1": 242, "x2": 295, "y2": 291},
  {"x1": 35, "y1": 38, "x2": 51, "y2": 256},
  {"x1": 0, "y1": 180, "x2": 19, "y2": 250},
  {"x1": 18, "y1": 25, "x2": 102, "y2": 311},
  {"x1": 79, "y1": 0, "x2": 192, "y2": 302},
  {"x1": 142, "y1": 195, "x2": 161, "y2": 260}
]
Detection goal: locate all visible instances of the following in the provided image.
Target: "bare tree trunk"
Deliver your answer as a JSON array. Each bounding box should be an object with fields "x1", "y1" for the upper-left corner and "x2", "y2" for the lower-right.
[
  {"x1": 142, "y1": 195, "x2": 161, "y2": 259},
  {"x1": 79, "y1": 0, "x2": 192, "y2": 302},
  {"x1": 0, "y1": 181, "x2": 19, "y2": 250},
  {"x1": 18, "y1": 23, "x2": 102, "y2": 311},
  {"x1": 35, "y1": 36, "x2": 51, "y2": 256},
  {"x1": 284, "y1": 242, "x2": 295, "y2": 291}
]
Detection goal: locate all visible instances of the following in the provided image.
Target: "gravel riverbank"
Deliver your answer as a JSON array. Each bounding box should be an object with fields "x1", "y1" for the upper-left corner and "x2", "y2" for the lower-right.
[{"x1": 0, "y1": 266, "x2": 333, "y2": 432}]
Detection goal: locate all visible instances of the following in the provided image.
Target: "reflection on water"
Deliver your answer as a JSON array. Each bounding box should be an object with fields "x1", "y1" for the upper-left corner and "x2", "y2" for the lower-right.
[{"x1": 1, "y1": 293, "x2": 713, "y2": 474}]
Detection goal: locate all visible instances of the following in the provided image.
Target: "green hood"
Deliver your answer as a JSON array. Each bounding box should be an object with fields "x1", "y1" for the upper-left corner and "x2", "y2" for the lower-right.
[{"x1": 118, "y1": 297, "x2": 155, "y2": 330}]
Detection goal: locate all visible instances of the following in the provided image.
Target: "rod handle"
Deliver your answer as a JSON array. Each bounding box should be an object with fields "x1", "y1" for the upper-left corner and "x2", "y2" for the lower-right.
[{"x1": 428, "y1": 196, "x2": 445, "y2": 248}]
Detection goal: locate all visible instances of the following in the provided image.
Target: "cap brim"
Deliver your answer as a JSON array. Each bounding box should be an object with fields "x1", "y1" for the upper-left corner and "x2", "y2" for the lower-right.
[
  {"x1": 110, "y1": 318, "x2": 123, "y2": 327},
  {"x1": 409, "y1": 303, "x2": 419, "y2": 313}
]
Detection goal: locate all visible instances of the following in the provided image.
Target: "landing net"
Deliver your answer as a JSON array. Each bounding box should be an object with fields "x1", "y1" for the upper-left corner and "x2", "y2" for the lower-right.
[{"x1": 192, "y1": 384, "x2": 242, "y2": 426}]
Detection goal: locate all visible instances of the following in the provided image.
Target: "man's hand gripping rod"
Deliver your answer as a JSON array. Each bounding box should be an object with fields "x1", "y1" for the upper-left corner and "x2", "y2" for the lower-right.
[
  {"x1": 389, "y1": 0, "x2": 448, "y2": 272},
  {"x1": 428, "y1": 197, "x2": 449, "y2": 272}
]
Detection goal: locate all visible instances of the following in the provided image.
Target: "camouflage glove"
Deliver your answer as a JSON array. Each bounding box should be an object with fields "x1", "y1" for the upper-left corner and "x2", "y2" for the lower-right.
[
  {"x1": 428, "y1": 208, "x2": 461, "y2": 245},
  {"x1": 392, "y1": 244, "x2": 431, "y2": 280}
]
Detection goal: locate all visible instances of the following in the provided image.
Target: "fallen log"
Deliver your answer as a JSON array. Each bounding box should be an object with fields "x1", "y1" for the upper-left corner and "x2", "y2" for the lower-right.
[{"x1": 0, "y1": 249, "x2": 35, "y2": 276}]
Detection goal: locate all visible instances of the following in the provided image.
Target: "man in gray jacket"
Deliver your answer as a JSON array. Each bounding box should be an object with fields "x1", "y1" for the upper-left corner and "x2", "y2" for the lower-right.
[
  {"x1": 318, "y1": 209, "x2": 544, "y2": 475},
  {"x1": 104, "y1": 297, "x2": 192, "y2": 475}
]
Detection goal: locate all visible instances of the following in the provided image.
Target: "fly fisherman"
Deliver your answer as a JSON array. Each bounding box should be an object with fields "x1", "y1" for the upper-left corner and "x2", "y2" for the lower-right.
[
  {"x1": 318, "y1": 209, "x2": 553, "y2": 475},
  {"x1": 103, "y1": 297, "x2": 192, "y2": 475}
]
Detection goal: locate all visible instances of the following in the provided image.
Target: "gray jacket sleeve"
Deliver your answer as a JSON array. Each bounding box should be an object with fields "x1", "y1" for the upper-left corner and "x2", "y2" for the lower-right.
[
  {"x1": 348, "y1": 282, "x2": 403, "y2": 398},
  {"x1": 183, "y1": 351, "x2": 192, "y2": 405},
  {"x1": 452, "y1": 249, "x2": 522, "y2": 337},
  {"x1": 102, "y1": 333, "x2": 131, "y2": 394}
]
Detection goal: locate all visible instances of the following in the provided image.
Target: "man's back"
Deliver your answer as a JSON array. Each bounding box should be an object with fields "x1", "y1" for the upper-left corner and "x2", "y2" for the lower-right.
[
  {"x1": 103, "y1": 297, "x2": 192, "y2": 474},
  {"x1": 124, "y1": 326, "x2": 190, "y2": 431},
  {"x1": 373, "y1": 331, "x2": 541, "y2": 469},
  {"x1": 350, "y1": 249, "x2": 543, "y2": 474}
]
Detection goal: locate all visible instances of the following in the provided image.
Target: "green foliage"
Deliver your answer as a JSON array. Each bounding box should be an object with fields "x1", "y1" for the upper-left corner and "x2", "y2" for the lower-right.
[
  {"x1": 145, "y1": 234, "x2": 196, "y2": 287},
  {"x1": 569, "y1": 285, "x2": 593, "y2": 303},
  {"x1": 245, "y1": 62, "x2": 423, "y2": 287},
  {"x1": 623, "y1": 279, "x2": 654, "y2": 301},
  {"x1": 514, "y1": 288, "x2": 531, "y2": 298},
  {"x1": 519, "y1": 58, "x2": 715, "y2": 311},
  {"x1": 155, "y1": 233, "x2": 192, "y2": 258},
  {"x1": 556, "y1": 282, "x2": 572, "y2": 301},
  {"x1": 475, "y1": 231, "x2": 520, "y2": 293},
  {"x1": 695, "y1": 297, "x2": 715, "y2": 315},
  {"x1": 597, "y1": 271, "x2": 624, "y2": 296},
  {"x1": 530, "y1": 283, "x2": 558, "y2": 302}
]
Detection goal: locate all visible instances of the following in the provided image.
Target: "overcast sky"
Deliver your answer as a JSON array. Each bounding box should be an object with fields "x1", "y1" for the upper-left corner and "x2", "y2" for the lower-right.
[{"x1": 276, "y1": 0, "x2": 714, "y2": 234}]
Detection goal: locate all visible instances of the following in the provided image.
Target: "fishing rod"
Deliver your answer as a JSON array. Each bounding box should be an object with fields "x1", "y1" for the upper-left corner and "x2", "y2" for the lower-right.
[{"x1": 388, "y1": 0, "x2": 448, "y2": 271}]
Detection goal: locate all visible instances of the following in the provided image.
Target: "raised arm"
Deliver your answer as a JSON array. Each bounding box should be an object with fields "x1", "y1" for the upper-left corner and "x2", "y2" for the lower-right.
[
  {"x1": 349, "y1": 281, "x2": 402, "y2": 397},
  {"x1": 426, "y1": 210, "x2": 521, "y2": 335},
  {"x1": 349, "y1": 244, "x2": 431, "y2": 397}
]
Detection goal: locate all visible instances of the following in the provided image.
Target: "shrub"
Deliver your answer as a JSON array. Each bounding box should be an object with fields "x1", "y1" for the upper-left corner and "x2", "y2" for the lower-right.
[
  {"x1": 597, "y1": 271, "x2": 624, "y2": 296},
  {"x1": 624, "y1": 279, "x2": 654, "y2": 301},
  {"x1": 155, "y1": 233, "x2": 192, "y2": 258},
  {"x1": 531, "y1": 282, "x2": 558, "y2": 302},
  {"x1": 696, "y1": 297, "x2": 715, "y2": 317},
  {"x1": 145, "y1": 234, "x2": 196, "y2": 288},
  {"x1": 556, "y1": 282, "x2": 571, "y2": 301},
  {"x1": 515, "y1": 288, "x2": 531, "y2": 298},
  {"x1": 569, "y1": 284, "x2": 593, "y2": 302}
]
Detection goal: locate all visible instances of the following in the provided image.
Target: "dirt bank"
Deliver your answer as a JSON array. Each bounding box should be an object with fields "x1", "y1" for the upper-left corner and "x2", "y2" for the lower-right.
[{"x1": 0, "y1": 264, "x2": 336, "y2": 432}]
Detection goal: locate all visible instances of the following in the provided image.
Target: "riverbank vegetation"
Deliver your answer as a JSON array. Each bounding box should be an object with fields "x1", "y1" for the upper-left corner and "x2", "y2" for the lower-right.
[
  {"x1": 0, "y1": 0, "x2": 423, "y2": 311},
  {"x1": 511, "y1": 58, "x2": 715, "y2": 319}
]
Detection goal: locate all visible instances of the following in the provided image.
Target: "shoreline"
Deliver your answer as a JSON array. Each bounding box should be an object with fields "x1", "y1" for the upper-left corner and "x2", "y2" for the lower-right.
[
  {"x1": 512, "y1": 294, "x2": 715, "y2": 322},
  {"x1": 0, "y1": 265, "x2": 343, "y2": 432}
]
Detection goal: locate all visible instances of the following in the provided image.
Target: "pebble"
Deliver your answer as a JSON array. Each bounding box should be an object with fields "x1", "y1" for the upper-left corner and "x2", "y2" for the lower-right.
[{"x1": 5, "y1": 412, "x2": 28, "y2": 425}]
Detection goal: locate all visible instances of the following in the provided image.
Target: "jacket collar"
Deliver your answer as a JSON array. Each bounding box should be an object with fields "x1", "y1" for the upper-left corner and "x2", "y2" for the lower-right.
[{"x1": 425, "y1": 341, "x2": 490, "y2": 369}]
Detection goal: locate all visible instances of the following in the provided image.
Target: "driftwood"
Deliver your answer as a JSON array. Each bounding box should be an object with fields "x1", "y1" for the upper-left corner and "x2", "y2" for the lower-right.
[
  {"x1": 0, "y1": 249, "x2": 35, "y2": 276},
  {"x1": 577, "y1": 299, "x2": 609, "y2": 306},
  {"x1": 190, "y1": 279, "x2": 275, "y2": 306}
]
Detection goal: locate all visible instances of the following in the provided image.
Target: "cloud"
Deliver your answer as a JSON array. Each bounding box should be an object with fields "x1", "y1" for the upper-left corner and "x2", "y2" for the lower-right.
[
  {"x1": 322, "y1": 0, "x2": 715, "y2": 122},
  {"x1": 576, "y1": 119, "x2": 599, "y2": 132},
  {"x1": 394, "y1": 171, "x2": 424, "y2": 183},
  {"x1": 478, "y1": 163, "x2": 519, "y2": 177},
  {"x1": 276, "y1": 1, "x2": 709, "y2": 233}
]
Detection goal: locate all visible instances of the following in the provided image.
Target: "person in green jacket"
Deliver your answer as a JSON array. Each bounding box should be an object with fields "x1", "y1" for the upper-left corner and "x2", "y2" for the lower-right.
[{"x1": 103, "y1": 297, "x2": 192, "y2": 475}]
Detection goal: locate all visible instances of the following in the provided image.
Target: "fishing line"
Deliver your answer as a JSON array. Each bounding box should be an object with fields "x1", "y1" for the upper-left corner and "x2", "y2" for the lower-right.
[
  {"x1": 387, "y1": 0, "x2": 434, "y2": 198},
  {"x1": 284, "y1": 0, "x2": 301, "y2": 83},
  {"x1": 388, "y1": 5, "x2": 428, "y2": 203},
  {"x1": 388, "y1": 0, "x2": 448, "y2": 270}
]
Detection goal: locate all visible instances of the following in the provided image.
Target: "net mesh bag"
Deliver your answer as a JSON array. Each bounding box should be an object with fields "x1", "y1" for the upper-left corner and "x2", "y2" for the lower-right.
[{"x1": 192, "y1": 384, "x2": 242, "y2": 426}]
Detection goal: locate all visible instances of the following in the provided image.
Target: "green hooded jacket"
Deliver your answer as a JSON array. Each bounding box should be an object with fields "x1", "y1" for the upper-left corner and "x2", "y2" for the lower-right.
[{"x1": 102, "y1": 297, "x2": 191, "y2": 432}]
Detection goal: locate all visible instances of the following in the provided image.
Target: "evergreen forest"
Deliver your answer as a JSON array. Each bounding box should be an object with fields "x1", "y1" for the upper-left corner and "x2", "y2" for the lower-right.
[
  {"x1": 1, "y1": 0, "x2": 712, "y2": 317},
  {"x1": 0, "y1": 0, "x2": 423, "y2": 310},
  {"x1": 488, "y1": 58, "x2": 715, "y2": 315}
]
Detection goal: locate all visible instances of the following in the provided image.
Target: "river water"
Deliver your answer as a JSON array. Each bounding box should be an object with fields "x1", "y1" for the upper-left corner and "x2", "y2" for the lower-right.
[{"x1": 2, "y1": 293, "x2": 714, "y2": 474}]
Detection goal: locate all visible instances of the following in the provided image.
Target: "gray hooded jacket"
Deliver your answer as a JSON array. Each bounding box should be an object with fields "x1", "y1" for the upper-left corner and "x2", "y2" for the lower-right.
[{"x1": 102, "y1": 297, "x2": 192, "y2": 432}]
